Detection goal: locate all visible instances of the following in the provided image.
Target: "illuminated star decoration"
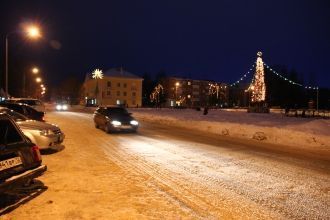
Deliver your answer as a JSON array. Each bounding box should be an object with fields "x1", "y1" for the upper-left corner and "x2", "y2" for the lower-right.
[{"x1": 92, "y1": 69, "x2": 104, "y2": 79}]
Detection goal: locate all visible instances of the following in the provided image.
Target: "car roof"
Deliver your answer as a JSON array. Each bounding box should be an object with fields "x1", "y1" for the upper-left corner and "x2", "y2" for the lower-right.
[
  {"x1": 0, "y1": 112, "x2": 12, "y2": 119},
  {"x1": 0, "y1": 102, "x2": 29, "y2": 107},
  {"x1": 9, "y1": 98, "x2": 39, "y2": 101}
]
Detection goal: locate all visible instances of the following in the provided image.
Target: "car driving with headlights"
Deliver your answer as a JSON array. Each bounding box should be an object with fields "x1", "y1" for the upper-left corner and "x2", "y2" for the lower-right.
[
  {"x1": 0, "y1": 107, "x2": 65, "y2": 150},
  {"x1": 55, "y1": 100, "x2": 69, "y2": 111},
  {"x1": 0, "y1": 113, "x2": 47, "y2": 194},
  {"x1": 93, "y1": 106, "x2": 139, "y2": 133}
]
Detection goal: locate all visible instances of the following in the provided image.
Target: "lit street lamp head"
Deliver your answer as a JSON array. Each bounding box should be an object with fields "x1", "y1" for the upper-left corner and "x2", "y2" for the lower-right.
[
  {"x1": 26, "y1": 25, "x2": 41, "y2": 38},
  {"x1": 32, "y1": 67, "x2": 39, "y2": 74},
  {"x1": 36, "y1": 77, "x2": 42, "y2": 83}
]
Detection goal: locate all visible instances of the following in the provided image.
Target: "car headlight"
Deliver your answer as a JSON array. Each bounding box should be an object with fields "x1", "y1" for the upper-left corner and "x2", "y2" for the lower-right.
[
  {"x1": 62, "y1": 105, "x2": 68, "y2": 110},
  {"x1": 130, "y1": 120, "x2": 139, "y2": 126},
  {"x1": 40, "y1": 129, "x2": 53, "y2": 136},
  {"x1": 111, "y1": 120, "x2": 121, "y2": 126},
  {"x1": 56, "y1": 104, "x2": 62, "y2": 110}
]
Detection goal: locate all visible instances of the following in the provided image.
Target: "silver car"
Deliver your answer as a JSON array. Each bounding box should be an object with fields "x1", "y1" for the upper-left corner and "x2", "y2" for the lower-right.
[{"x1": 0, "y1": 107, "x2": 65, "y2": 150}]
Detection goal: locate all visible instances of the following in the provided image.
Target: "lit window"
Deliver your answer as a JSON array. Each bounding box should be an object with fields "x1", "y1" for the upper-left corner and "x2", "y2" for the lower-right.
[
  {"x1": 187, "y1": 94, "x2": 191, "y2": 98},
  {"x1": 188, "y1": 81, "x2": 191, "y2": 85}
]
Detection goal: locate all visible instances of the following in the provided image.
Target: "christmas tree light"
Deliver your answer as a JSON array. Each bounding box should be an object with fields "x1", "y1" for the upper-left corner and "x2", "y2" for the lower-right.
[{"x1": 248, "y1": 52, "x2": 266, "y2": 103}]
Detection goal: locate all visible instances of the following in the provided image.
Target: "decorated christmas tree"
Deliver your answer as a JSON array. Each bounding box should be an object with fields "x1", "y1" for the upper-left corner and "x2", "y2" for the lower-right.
[{"x1": 249, "y1": 51, "x2": 266, "y2": 103}]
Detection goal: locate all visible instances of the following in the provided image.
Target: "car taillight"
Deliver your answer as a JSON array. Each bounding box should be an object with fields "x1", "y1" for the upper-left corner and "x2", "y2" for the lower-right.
[{"x1": 31, "y1": 145, "x2": 42, "y2": 162}]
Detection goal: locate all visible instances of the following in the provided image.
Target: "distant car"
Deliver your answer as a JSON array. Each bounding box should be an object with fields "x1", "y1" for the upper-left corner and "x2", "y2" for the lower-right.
[
  {"x1": 0, "y1": 113, "x2": 47, "y2": 194},
  {"x1": 0, "y1": 102, "x2": 45, "y2": 121},
  {"x1": 93, "y1": 106, "x2": 139, "y2": 133},
  {"x1": 55, "y1": 101, "x2": 69, "y2": 111},
  {"x1": 0, "y1": 107, "x2": 65, "y2": 150},
  {"x1": 6, "y1": 98, "x2": 45, "y2": 112}
]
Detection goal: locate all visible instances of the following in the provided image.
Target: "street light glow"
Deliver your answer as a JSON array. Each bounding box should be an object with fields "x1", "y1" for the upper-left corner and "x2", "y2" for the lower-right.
[
  {"x1": 36, "y1": 77, "x2": 42, "y2": 83},
  {"x1": 26, "y1": 25, "x2": 41, "y2": 38},
  {"x1": 32, "y1": 67, "x2": 39, "y2": 74}
]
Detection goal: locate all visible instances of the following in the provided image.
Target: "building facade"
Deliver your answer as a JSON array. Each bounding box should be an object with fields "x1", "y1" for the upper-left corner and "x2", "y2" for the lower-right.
[
  {"x1": 83, "y1": 68, "x2": 143, "y2": 107},
  {"x1": 162, "y1": 77, "x2": 229, "y2": 107}
]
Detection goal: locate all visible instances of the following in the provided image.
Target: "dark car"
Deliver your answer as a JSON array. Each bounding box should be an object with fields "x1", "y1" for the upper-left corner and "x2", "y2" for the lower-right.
[
  {"x1": 0, "y1": 102, "x2": 45, "y2": 121},
  {"x1": 0, "y1": 113, "x2": 47, "y2": 194},
  {"x1": 93, "y1": 106, "x2": 139, "y2": 133}
]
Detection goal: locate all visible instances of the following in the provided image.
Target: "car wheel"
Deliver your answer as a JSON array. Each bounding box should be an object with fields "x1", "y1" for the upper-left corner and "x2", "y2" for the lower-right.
[{"x1": 104, "y1": 124, "x2": 111, "y2": 133}]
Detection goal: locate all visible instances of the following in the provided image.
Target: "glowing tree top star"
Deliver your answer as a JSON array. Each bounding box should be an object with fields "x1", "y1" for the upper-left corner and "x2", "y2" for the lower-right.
[
  {"x1": 92, "y1": 69, "x2": 103, "y2": 79},
  {"x1": 248, "y1": 51, "x2": 266, "y2": 103}
]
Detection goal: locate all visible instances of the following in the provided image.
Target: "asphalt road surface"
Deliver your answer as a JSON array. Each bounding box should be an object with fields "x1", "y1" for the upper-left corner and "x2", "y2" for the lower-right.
[{"x1": 1, "y1": 111, "x2": 329, "y2": 219}]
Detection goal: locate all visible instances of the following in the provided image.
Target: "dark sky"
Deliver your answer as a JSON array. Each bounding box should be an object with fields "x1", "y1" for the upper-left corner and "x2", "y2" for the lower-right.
[{"x1": 1, "y1": 0, "x2": 330, "y2": 90}]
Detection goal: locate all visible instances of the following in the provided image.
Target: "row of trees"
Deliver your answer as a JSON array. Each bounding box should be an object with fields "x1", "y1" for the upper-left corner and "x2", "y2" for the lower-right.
[{"x1": 264, "y1": 66, "x2": 329, "y2": 109}]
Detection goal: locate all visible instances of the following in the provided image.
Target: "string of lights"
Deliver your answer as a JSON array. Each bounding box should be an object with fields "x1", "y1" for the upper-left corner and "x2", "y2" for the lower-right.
[
  {"x1": 263, "y1": 62, "x2": 319, "y2": 90},
  {"x1": 229, "y1": 64, "x2": 255, "y2": 87}
]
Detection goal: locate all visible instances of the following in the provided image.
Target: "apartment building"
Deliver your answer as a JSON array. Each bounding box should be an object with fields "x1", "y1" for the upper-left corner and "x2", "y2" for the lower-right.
[
  {"x1": 83, "y1": 68, "x2": 143, "y2": 107},
  {"x1": 162, "y1": 77, "x2": 228, "y2": 107}
]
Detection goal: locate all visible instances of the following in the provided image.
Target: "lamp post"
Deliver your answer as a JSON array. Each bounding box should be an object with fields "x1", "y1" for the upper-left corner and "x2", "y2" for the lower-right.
[
  {"x1": 5, "y1": 24, "x2": 41, "y2": 98},
  {"x1": 175, "y1": 82, "x2": 180, "y2": 103},
  {"x1": 23, "y1": 67, "x2": 39, "y2": 97}
]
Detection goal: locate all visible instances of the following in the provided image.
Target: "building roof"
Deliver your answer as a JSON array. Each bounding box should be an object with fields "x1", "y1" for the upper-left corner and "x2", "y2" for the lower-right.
[
  {"x1": 85, "y1": 67, "x2": 143, "y2": 81},
  {"x1": 103, "y1": 67, "x2": 143, "y2": 79}
]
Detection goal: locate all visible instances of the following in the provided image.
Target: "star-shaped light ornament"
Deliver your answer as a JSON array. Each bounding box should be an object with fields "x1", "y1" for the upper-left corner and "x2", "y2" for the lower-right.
[{"x1": 92, "y1": 69, "x2": 104, "y2": 79}]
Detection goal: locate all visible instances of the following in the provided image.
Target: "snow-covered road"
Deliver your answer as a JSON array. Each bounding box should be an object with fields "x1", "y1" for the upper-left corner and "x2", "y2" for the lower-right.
[{"x1": 2, "y1": 111, "x2": 329, "y2": 219}]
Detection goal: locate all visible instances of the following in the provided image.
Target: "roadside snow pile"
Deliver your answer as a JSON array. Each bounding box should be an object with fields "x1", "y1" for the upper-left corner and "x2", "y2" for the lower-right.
[{"x1": 129, "y1": 108, "x2": 330, "y2": 149}]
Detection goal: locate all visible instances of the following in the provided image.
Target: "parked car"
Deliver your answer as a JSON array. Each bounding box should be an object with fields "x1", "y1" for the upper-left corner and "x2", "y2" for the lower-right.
[
  {"x1": 0, "y1": 107, "x2": 65, "y2": 150},
  {"x1": 6, "y1": 98, "x2": 45, "y2": 112},
  {"x1": 0, "y1": 102, "x2": 45, "y2": 121},
  {"x1": 93, "y1": 106, "x2": 139, "y2": 133},
  {"x1": 0, "y1": 113, "x2": 47, "y2": 194}
]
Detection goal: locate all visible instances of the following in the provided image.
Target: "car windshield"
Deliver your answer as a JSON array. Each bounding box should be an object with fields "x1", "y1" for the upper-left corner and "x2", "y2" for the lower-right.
[
  {"x1": 105, "y1": 107, "x2": 129, "y2": 115},
  {"x1": 1, "y1": 109, "x2": 28, "y2": 121}
]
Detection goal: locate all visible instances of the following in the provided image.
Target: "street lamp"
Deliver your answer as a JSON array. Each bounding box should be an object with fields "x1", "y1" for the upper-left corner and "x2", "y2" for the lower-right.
[
  {"x1": 36, "y1": 77, "x2": 42, "y2": 83},
  {"x1": 23, "y1": 67, "x2": 40, "y2": 97},
  {"x1": 175, "y1": 82, "x2": 180, "y2": 106},
  {"x1": 32, "y1": 67, "x2": 39, "y2": 74},
  {"x1": 5, "y1": 24, "x2": 41, "y2": 98}
]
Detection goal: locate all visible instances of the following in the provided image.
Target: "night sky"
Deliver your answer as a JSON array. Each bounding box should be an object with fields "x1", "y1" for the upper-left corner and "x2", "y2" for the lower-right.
[{"x1": 1, "y1": 0, "x2": 330, "y2": 90}]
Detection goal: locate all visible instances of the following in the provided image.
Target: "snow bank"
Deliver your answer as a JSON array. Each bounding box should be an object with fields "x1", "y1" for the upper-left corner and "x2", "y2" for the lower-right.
[{"x1": 128, "y1": 108, "x2": 330, "y2": 149}]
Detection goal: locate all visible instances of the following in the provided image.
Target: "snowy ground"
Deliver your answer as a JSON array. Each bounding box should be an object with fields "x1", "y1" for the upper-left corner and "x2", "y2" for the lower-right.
[
  {"x1": 127, "y1": 108, "x2": 330, "y2": 149},
  {"x1": 1, "y1": 109, "x2": 329, "y2": 219}
]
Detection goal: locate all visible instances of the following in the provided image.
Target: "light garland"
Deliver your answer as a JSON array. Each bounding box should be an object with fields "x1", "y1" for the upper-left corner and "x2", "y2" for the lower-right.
[
  {"x1": 263, "y1": 62, "x2": 319, "y2": 90},
  {"x1": 229, "y1": 64, "x2": 255, "y2": 87},
  {"x1": 150, "y1": 84, "x2": 164, "y2": 103}
]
